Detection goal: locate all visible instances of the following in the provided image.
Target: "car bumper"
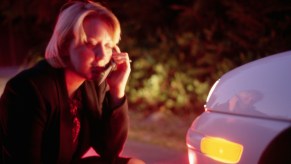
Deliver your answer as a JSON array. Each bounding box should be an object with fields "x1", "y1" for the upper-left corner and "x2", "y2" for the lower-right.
[{"x1": 186, "y1": 111, "x2": 291, "y2": 164}]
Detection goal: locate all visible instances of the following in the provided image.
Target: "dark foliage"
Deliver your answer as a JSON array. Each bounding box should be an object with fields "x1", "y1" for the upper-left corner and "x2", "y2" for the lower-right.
[{"x1": 1, "y1": 0, "x2": 291, "y2": 115}]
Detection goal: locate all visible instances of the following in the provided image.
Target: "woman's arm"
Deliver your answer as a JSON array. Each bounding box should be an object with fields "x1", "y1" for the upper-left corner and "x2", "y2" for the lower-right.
[{"x1": 91, "y1": 91, "x2": 129, "y2": 163}]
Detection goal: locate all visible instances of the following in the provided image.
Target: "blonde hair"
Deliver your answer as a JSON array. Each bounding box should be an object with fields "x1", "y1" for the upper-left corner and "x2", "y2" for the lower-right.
[{"x1": 45, "y1": 1, "x2": 121, "y2": 68}]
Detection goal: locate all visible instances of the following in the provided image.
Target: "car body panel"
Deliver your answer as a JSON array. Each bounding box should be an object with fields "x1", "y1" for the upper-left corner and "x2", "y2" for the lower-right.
[
  {"x1": 187, "y1": 51, "x2": 291, "y2": 164},
  {"x1": 206, "y1": 51, "x2": 291, "y2": 121}
]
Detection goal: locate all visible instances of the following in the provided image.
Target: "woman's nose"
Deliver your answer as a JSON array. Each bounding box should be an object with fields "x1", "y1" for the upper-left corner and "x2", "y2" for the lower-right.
[
  {"x1": 94, "y1": 46, "x2": 106, "y2": 60},
  {"x1": 93, "y1": 45, "x2": 109, "y2": 66}
]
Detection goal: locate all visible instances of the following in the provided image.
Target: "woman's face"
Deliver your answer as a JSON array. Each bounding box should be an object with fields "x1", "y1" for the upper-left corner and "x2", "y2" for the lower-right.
[{"x1": 68, "y1": 17, "x2": 114, "y2": 80}]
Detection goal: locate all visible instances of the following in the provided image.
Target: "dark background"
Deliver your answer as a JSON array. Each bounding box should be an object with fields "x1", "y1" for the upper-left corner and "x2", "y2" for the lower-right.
[{"x1": 1, "y1": 0, "x2": 291, "y2": 115}]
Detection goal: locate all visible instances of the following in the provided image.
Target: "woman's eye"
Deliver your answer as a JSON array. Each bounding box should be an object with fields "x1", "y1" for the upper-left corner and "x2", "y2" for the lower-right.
[{"x1": 85, "y1": 41, "x2": 95, "y2": 48}]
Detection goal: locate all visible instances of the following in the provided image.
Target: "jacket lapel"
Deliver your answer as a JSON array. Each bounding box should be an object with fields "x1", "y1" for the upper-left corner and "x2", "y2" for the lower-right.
[
  {"x1": 82, "y1": 81, "x2": 103, "y2": 118},
  {"x1": 56, "y1": 70, "x2": 74, "y2": 164}
]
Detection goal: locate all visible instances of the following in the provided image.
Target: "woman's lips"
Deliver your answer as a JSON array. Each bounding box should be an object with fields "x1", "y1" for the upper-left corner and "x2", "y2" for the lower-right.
[
  {"x1": 91, "y1": 62, "x2": 111, "y2": 74},
  {"x1": 91, "y1": 66, "x2": 105, "y2": 72}
]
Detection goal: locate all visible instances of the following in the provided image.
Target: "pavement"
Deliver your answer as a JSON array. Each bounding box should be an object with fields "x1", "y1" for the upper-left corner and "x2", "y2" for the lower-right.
[
  {"x1": 0, "y1": 67, "x2": 19, "y2": 93},
  {"x1": 83, "y1": 140, "x2": 189, "y2": 164},
  {"x1": 122, "y1": 140, "x2": 189, "y2": 164}
]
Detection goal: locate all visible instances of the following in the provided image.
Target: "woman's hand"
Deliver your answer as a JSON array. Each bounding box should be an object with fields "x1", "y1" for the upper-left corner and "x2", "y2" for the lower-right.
[{"x1": 107, "y1": 45, "x2": 131, "y2": 103}]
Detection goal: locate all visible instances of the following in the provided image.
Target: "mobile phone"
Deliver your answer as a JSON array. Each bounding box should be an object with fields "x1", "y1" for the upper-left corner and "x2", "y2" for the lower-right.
[{"x1": 97, "y1": 60, "x2": 117, "y2": 86}]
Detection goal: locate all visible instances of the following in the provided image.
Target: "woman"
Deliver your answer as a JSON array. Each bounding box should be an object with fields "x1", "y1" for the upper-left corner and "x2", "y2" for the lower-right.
[{"x1": 0, "y1": 1, "x2": 144, "y2": 164}]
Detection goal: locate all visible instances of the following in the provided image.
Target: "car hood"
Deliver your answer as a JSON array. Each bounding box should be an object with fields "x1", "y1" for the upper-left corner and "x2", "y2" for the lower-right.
[{"x1": 206, "y1": 51, "x2": 291, "y2": 121}]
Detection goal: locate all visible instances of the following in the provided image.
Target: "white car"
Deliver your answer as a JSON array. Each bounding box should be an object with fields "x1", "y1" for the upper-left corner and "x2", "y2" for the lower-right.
[{"x1": 186, "y1": 51, "x2": 291, "y2": 164}]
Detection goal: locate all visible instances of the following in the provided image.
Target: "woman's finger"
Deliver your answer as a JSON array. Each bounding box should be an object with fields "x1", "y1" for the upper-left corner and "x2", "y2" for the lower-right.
[{"x1": 113, "y1": 45, "x2": 121, "y2": 53}]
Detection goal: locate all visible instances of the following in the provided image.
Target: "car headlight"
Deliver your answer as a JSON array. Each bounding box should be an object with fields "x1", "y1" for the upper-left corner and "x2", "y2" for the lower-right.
[{"x1": 201, "y1": 136, "x2": 243, "y2": 163}]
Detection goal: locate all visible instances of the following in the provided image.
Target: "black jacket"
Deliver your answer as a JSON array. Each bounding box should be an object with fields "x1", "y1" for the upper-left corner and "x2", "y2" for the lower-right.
[{"x1": 0, "y1": 60, "x2": 129, "y2": 164}]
